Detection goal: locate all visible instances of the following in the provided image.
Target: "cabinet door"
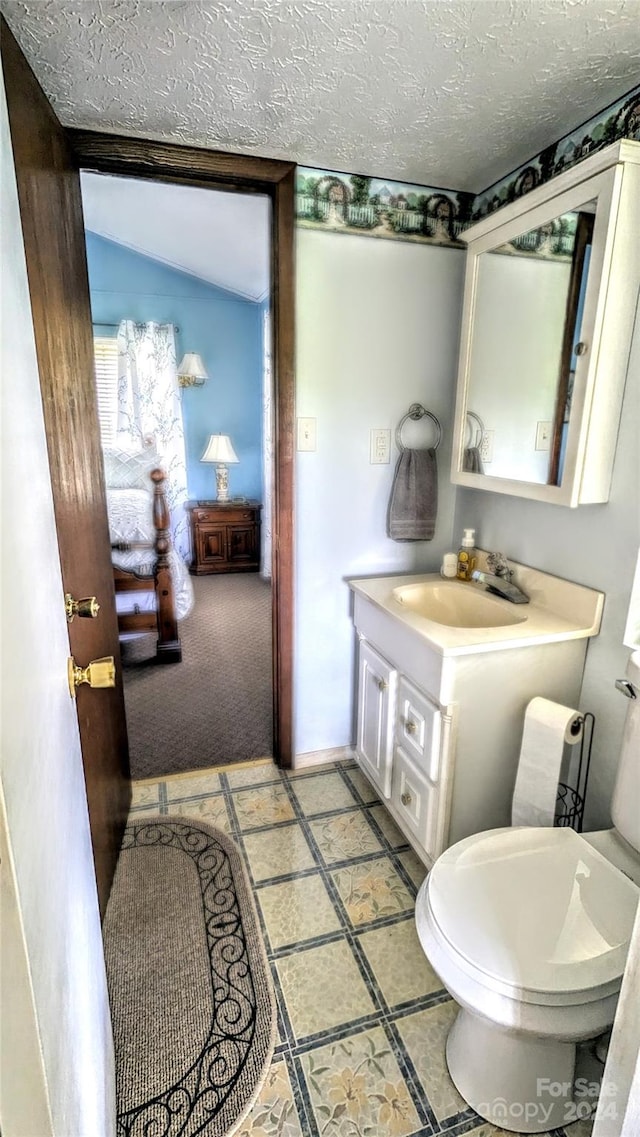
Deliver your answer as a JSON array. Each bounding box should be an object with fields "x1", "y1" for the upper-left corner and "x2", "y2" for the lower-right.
[
  {"x1": 196, "y1": 525, "x2": 227, "y2": 568},
  {"x1": 227, "y1": 523, "x2": 257, "y2": 565},
  {"x1": 355, "y1": 640, "x2": 397, "y2": 799}
]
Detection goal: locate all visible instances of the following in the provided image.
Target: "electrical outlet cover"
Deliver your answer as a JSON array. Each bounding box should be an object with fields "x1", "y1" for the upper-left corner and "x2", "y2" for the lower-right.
[{"x1": 479, "y1": 430, "x2": 494, "y2": 463}]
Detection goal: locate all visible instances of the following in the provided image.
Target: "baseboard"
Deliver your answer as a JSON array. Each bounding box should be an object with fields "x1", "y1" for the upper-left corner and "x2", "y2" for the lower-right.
[{"x1": 293, "y1": 746, "x2": 355, "y2": 770}]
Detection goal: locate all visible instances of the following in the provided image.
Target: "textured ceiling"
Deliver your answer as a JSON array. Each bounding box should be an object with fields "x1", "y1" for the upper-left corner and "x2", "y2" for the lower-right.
[
  {"x1": 81, "y1": 172, "x2": 270, "y2": 301},
  {"x1": 4, "y1": 0, "x2": 640, "y2": 192}
]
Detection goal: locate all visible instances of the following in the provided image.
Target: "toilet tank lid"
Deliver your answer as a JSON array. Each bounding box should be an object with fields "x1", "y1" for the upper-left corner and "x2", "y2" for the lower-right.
[{"x1": 427, "y1": 828, "x2": 639, "y2": 997}]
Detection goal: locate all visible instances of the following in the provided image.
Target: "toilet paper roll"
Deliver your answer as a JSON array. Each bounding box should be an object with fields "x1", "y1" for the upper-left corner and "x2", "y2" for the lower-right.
[{"x1": 511, "y1": 697, "x2": 583, "y2": 827}]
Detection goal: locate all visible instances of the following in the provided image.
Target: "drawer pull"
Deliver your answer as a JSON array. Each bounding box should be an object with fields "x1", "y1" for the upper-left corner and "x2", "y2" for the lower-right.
[
  {"x1": 401, "y1": 791, "x2": 412, "y2": 806},
  {"x1": 376, "y1": 677, "x2": 387, "y2": 692},
  {"x1": 405, "y1": 720, "x2": 417, "y2": 735}
]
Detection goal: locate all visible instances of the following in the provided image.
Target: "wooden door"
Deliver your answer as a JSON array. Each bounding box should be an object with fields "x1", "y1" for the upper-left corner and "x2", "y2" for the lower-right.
[{"x1": 2, "y1": 21, "x2": 131, "y2": 918}]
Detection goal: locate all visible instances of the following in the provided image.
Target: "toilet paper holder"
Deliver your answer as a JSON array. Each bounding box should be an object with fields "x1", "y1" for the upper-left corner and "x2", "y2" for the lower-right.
[{"x1": 554, "y1": 712, "x2": 595, "y2": 832}]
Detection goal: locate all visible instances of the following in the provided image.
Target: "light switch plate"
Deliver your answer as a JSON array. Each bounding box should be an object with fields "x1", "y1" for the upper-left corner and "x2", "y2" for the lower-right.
[
  {"x1": 370, "y1": 428, "x2": 391, "y2": 464},
  {"x1": 535, "y1": 421, "x2": 552, "y2": 451},
  {"x1": 297, "y1": 417, "x2": 317, "y2": 451}
]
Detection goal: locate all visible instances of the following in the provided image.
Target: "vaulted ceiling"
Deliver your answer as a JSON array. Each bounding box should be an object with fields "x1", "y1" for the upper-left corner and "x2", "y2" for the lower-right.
[
  {"x1": 4, "y1": 1, "x2": 640, "y2": 193},
  {"x1": 81, "y1": 172, "x2": 271, "y2": 302}
]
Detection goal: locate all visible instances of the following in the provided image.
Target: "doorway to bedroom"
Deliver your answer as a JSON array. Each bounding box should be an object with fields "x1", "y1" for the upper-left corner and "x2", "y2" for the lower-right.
[{"x1": 81, "y1": 171, "x2": 275, "y2": 780}]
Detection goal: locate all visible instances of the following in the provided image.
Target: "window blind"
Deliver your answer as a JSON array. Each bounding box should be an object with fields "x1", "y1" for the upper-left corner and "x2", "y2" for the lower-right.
[{"x1": 93, "y1": 336, "x2": 118, "y2": 446}]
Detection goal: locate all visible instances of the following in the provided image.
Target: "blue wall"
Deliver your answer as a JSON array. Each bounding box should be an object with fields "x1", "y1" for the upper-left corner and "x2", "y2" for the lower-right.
[{"x1": 85, "y1": 232, "x2": 264, "y2": 502}]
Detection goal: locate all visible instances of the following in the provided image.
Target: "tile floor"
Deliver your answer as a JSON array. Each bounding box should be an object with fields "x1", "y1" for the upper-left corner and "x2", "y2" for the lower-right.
[{"x1": 130, "y1": 758, "x2": 595, "y2": 1137}]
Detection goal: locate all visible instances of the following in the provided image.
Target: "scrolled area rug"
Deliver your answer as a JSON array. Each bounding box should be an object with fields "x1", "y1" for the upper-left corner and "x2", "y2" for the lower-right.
[{"x1": 103, "y1": 817, "x2": 276, "y2": 1137}]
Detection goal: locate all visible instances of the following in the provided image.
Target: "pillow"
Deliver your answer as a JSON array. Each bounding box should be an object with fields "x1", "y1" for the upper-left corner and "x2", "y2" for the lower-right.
[{"x1": 102, "y1": 444, "x2": 161, "y2": 489}]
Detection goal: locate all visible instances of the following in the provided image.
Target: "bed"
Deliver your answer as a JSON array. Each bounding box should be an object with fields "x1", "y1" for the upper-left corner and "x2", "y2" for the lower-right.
[{"x1": 104, "y1": 449, "x2": 194, "y2": 664}]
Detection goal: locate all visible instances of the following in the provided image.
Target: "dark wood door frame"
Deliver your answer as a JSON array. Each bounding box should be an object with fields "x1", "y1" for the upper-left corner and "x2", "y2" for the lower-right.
[{"x1": 69, "y1": 130, "x2": 295, "y2": 766}]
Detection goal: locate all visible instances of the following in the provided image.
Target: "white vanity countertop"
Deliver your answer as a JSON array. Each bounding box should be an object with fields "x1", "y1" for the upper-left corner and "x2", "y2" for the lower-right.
[{"x1": 348, "y1": 562, "x2": 604, "y2": 657}]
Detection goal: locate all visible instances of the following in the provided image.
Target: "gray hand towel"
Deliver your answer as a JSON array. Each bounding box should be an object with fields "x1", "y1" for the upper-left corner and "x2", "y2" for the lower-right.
[
  {"x1": 463, "y1": 446, "x2": 484, "y2": 474},
  {"x1": 387, "y1": 448, "x2": 438, "y2": 541}
]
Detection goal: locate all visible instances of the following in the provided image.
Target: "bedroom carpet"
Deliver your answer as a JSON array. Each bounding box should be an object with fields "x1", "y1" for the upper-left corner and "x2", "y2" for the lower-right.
[
  {"x1": 103, "y1": 816, "x2": 276, "y2": 1137},
  {"x1": 121, "y1": 574, "x2": 273, "y2": 779}
]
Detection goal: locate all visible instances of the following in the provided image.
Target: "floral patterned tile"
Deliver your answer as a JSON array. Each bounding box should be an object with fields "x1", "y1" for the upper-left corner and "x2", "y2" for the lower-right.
[
  {"x1": 368, "y1": 804, "x2": 408, "y2": 849},
  {"x1": 358, "y1": 918, "x2": 443, "y2": 1007},
  {"x1": 397, "y1": 848, "x2": 428, "y2": 889},
  {"x1": 164, "y1": 771, "x2": 222, "y2": 801},
  {"x1": 131, "y1": 781, "x2": 161, "y2": 808},
  {"x1": 343, "y1": 766, "x2": 380, "y2": 804},
  {"x1": 233, "y1": 1058, "x2": 305, "y2": 1136},
  {"x1": 558, "y1": 1118, "x2": 593, "y2": 1137},
  {"x1": 308, "y1": 811, "x2": 382, "y2": 865},
  {"x1": 462, "y1": 1126, "x2": 555, "y2": 1137},
  {"x1": 225, "y1": 762, "x2": 282, "y2": 789},
  {"x1": 300, "y1": 1025, "x2": 422, "y2": 1137},
  {"x1": 331, "y1": 858, "x2": 415, "y2": 926},
  {"x1": 291, "y1": 771, "x2": 357, "y2": 817},
  {"x1": 276, "y1": 940, "x2": 375, "y2": 1040},
  {"x1": 242, "y1": 823, "x2": 317, "y2": 883},
  {"x1": 286, "y1": 761, "x2": 338, "y2": 778},
  {"x1": 167, "y1": 794, "x2": 232, "y2": 835},
  {"x1": 232, "y1": 784, "x2": 296, "y2": 830},
  {"x1": 258, "y1": 874, "x2": 341, "y2": 951},
  {"x1": 396, "y1": 1000, "x2": 466, "y2": 1123}
]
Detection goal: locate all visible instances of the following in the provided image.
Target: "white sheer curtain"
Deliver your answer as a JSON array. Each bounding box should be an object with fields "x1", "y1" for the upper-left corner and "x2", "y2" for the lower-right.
[{"x1": 116, "y1": 320, "x2": 190, "y2": 560}]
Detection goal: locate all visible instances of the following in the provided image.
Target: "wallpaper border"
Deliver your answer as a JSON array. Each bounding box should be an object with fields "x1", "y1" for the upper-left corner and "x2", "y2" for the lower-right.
[{"x1": 295, "y1": 84, "x2": 640, "y2": 249}]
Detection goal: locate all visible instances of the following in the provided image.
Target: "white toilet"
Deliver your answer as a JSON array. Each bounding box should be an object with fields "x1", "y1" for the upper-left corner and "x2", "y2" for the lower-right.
[{"x1": 415, "y1": 652, "x2": 640, "y2": 1133}]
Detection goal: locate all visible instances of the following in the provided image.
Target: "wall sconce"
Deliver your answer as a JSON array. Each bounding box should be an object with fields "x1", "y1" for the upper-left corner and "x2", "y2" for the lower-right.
[
  {"x1": 177, "y1": 352, "x2": 208, "y2": 388},
  {"x1": 201, "y1": 434, "x2": 239, "y2": 501}
]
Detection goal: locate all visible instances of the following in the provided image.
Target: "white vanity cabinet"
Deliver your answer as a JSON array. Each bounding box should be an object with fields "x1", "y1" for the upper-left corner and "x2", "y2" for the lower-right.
[
  {"x1": 350, "y1": 568, "x2": 604, "y2": 867},
  {"x1": 354, "y1": 622, "x2": 455, "y2": 865},
  {"x1": 356, "y1": 650, "x2": 446, "y2": 859}
]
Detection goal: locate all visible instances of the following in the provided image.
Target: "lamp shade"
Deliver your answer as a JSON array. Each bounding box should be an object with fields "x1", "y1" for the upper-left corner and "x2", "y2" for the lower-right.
[
  {"x1": 201, "y1": 434, "x2": 239, "y2": 464},
  {"x1": 177, "y1": 352, "x2": 208, "y2": 387}
]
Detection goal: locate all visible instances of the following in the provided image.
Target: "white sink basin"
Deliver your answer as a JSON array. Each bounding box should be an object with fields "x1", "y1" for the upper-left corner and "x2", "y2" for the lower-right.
[
  {"x1": 348, "y1": 564, "x2": 604, "y2": 656},
  {"x1": 392, "y1": 580, "x2": 528, "y2": 628}
]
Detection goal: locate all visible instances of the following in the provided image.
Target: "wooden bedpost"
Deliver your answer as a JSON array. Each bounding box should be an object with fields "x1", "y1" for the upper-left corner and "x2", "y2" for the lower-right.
[{"x1": 151, "y1": 468, "x2": 182, "y2": 663}]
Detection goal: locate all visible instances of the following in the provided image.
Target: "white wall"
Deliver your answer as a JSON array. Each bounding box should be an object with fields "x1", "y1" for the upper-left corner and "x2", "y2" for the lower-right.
[
  {"x1": 454, "y1": 296, "x2": 640, "y2": 829},
  {"x1": 0, "y1": 76, "x2": 115, "y2": 1135},
  {"x1": 294, "y1": 230, "x2": 465, "y2": 754}
]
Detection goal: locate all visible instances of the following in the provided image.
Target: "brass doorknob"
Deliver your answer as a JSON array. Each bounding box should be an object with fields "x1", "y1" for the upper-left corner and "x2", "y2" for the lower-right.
[
  {"x1": 65, "y1": 593, "x2": 100, "y2": 622},
  {"x1": 68, "y1": 656, "x2": 116, "y2": 698}
]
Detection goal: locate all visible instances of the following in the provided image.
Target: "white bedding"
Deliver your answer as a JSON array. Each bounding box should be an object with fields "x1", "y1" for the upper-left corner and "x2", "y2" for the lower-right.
[{"x1": 107, "y1": 488, "x2": 194, "y2": 621}]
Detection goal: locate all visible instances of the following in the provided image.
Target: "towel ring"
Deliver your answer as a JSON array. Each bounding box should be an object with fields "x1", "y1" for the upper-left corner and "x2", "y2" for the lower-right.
[
  {"x1": 395, "y1": 403, "x2": 442, "y2": 452},
  {"x1": 466, "y1": 410, "x2": 485, "y2": 448}
]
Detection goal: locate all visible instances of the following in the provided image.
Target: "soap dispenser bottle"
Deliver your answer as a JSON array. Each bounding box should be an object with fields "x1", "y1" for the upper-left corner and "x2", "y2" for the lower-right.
[{"x1": 457, "y1": 528, "x2": 478, "y2": 581}]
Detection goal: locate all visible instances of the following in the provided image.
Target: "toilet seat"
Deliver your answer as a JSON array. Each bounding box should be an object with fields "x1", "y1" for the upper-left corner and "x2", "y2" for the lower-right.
[{"x1": 423, "y1": 826, "x2": 639, "y2": 1006}]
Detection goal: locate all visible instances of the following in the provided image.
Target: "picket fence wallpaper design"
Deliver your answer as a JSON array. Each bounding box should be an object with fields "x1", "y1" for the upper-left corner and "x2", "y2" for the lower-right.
[{"x1": 296, "y1": 83, "x2": 640, "y2": 249}]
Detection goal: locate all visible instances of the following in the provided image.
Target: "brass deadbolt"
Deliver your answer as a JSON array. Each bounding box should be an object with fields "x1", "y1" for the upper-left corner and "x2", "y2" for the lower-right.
[
  {"x1": 65, "y1": 593, "x2": 100, "y2": 622},
  {"x1": 68, "y1": 656, "x2": 116, "y2": 698}
]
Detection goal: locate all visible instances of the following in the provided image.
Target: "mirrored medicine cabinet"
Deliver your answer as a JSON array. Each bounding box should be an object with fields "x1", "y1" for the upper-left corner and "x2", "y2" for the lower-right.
[{"x1": 451, "y1": 140, "x2": 640, "y2": 506}]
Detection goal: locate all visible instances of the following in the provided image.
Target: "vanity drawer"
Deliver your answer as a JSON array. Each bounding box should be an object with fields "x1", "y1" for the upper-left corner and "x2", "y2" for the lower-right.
[
  {"x1": 391, "y1": 745, "x2": 439, "y2": 854},
  {"x1": 395, "y1": 676, "x2": 442, "y2": 782}
]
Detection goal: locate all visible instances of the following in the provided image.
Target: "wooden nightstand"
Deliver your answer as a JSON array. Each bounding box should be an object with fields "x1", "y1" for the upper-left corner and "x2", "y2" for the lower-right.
[{"x1": 186, "y1": 501, "x2": 261, "y2": 575}]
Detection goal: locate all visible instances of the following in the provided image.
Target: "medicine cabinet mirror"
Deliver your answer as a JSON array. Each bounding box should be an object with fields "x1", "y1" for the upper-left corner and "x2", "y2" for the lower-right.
[{"x1": 451, "y1": 140, "x2": 640, "y2": 507}]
